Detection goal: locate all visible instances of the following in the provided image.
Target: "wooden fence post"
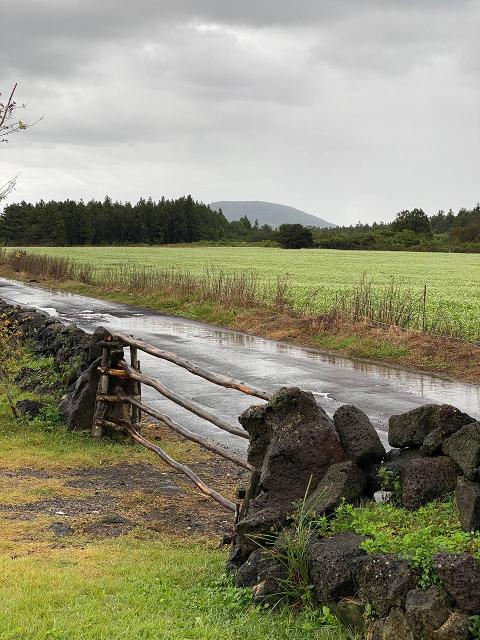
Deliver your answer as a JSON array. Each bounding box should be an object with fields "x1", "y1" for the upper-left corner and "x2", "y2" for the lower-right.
[
  {"x1": 92, "y1": 338, "x2": 112, "y2": 438},
  {"x1": 130, "y1": 345, "x2": 141, "y2": 433}
]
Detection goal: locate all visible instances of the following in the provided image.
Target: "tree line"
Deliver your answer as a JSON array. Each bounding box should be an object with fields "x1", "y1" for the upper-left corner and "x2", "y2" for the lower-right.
[
  {"x1": 0, "y1": 195, "x2": 479, "y2": 251},
  {"x1": 0, "y1": 196, "x2": 276, "y2": 246},
  {"x1": 314, "y1": 204, "x2": 480, "y2": 252}
]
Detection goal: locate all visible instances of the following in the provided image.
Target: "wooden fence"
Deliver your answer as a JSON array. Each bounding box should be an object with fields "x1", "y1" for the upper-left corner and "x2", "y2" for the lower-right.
[{"x1": 92, "y1": 331, "x2": 271, "y2": 515}]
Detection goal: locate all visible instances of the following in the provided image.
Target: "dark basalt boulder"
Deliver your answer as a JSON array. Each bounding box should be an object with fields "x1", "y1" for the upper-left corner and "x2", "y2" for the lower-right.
[
  {"x1": 15, "y1": 399, "x2": 44, "y2": 419},
  {"x1": 305, "y1": 461, "x2": 367, "y2": 516},
  {"x1": 435, "y1": 611, "x2": 471, "y2": 640},
  {"x1": 238, "y1": 404, "x2": 271, "y2": 472},
  {"x1": 356, "y1": 555, "x2": 418, "y2": 617},
  {"x1": 15, "y1": 309, "x2": 50, "y2": 338},
  {"x1": 34, "y1": 321, "x2": 68, "y2": 356},
  {"x1": 235, "y1": 550, "x2": 285, "y2": 595},
  {"x1": 442, "y1": 422, "x2": 480, "y2": 480},
  {"x1": 371, "y1": 608, "x2": 414, "y2": 640},
  {"x1": 226, "y1": 533, "x2": 256, "y2": 574},
  {"x1": 88, "y1": 326, "x2": 112, "y2": 362},
  {"x1": 251, "y1": 558, "x2": 288, "y2": 605},
  {"x1": 59, "y1": 359, "x2": 100, "y2": 430},
  {"x1": 388, "y1": 404, "x2": 474, "y2": 451},
  {"x1": 307, "y1": 532, "x2": 366, "y2": 604},
  {"x1": 33, "y1": 321, "x2": 90, "y2": 376},
  {"x1": 399, "y1": 456, "x2": 458, "y2": 510},
  {"x1": 421, "y1": 405, "x2": 475, "y2": 455},
  {"x1": 433, "y1": 553, "x2": 480, "y2": 613},
  {"x1": 58, "y1": 327, "x2": 126, "y2": 431},
  {"x1": 383, "y1": 447, "x2": 423, "y2": 476},
  {"x1": 333, "y1": 404, "x2": 385, "y2": 466},
  {"x1": 333, "y1": 599, "x2": 366, "y2": 635},
  {"x1": 404, "y1": 587, "x2": 451, "y2": 639},
  {"x1": 236, "y1": 387, "x2": 347, "y2": 539},
  {"x1": 235, "y1": 550, "x2": 267, "y2": 588},
  {"x1": 455, "y1": 476, "x2": 480, "y2": 532}
]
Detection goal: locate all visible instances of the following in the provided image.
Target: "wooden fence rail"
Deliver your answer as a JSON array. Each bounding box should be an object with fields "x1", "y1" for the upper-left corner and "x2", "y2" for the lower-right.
[
  {"x1": 112, "y1": 361, "x2": 248, "y2": 438},
  {"x1": 115, "y1": 386, "x2": 252, "y2": 470},
  {"x1": 113, "y1": 332, "x2": 271, "y2": 400},
  {"x1": 98, "y1": 418, "x2": 237, "y2": 513},
  {"x1": 93, "y1": 331, "x2": 268, "y2": 516}
]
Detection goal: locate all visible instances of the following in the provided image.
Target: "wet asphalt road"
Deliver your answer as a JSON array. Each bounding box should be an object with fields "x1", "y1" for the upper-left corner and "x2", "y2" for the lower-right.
[{"x1": 1, "y1": 277, "x2": 479, "y2": 455}]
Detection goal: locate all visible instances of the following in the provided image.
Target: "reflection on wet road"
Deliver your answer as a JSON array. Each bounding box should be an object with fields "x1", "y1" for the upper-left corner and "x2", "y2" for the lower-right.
[{"x1": 1, "y1": 277, "x2": 479, "y2": 454}]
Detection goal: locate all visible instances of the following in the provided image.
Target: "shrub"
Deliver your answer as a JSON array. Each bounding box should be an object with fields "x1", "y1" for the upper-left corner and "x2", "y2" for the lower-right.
[{"x1": 278, "y1": 224, "x2": 314, "y2": 249}]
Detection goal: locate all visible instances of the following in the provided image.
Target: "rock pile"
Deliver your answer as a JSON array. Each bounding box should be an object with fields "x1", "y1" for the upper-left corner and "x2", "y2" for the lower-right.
[{"x1": 229, "y1": 387, "x2": 480, "y2": 639}]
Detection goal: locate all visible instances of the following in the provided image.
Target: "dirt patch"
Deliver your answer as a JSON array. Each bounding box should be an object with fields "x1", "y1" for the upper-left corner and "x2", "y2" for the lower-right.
[
  {"x1": 0, "y1": 454, "x2": 248, "y2": 542},
  {"x1": 0, "y1": 494, "x2": 118, "y2": 519},
  {"x1": 66, "y1": 462, "x2": 184, "y2": 495},
  {"x1": 0, "y1": 468, "x2": 52, "y2": 480},
  {"x1": 82, "y1": 513, "x2": 135, "y2": 538}
]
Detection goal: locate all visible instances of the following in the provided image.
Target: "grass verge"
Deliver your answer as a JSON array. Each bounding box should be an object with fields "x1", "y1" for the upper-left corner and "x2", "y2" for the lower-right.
[{"x1": 2, "y1": 262, "x2": 480, "y2": 383}]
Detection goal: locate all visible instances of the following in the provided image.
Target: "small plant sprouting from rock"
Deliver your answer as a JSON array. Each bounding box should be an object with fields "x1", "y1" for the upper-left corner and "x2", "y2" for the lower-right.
[
  {"x1": 470, "y1": 615, "x2": 480, "y2": 639},
  {"x1": 259, "y1": 481, "x2": 318, "y2": 608},
  {"x1": 363, "y1": 602, "x2": 375, "y2": 624},
  {"x1": 377, "y1": 466, "x2": 402, "y2": 506}
]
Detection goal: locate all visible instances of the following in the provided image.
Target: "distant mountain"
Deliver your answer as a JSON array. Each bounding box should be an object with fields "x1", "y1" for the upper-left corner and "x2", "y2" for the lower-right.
[{"x1": 210, "y1": 201, "x2": 336, "y2": 228}]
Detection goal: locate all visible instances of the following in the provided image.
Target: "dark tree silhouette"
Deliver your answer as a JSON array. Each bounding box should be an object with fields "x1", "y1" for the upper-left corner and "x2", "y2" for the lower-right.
[{"x1": 278, "y1": 224, "x2": 314, "y2": 249}]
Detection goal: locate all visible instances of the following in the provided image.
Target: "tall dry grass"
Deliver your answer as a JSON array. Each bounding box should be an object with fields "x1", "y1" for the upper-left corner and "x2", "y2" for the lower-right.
[
  {"x1": 1, "y1": 250, "x2": 478, "y2": 342},
  {"x1": 3, "y1": 250, "x2": 95, "y2": 284}
]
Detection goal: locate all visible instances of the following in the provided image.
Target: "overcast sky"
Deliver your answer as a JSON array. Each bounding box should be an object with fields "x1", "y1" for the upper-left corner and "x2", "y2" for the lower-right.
[{"x1": 2, "y1": 0, "x2": 479, "y2": 225}]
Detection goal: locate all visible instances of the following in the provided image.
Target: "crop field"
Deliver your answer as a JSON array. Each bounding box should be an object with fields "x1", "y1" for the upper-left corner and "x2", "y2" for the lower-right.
[{"x1": 13, "y1": 246, "x2": 480, "y2": 340}]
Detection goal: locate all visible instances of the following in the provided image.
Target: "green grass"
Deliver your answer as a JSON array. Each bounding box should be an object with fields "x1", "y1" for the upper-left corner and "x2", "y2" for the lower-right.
[
  {"x1": 313, "y1": 334, "x2": 409, "y2": 359},
  {"x1": 0, "y1": 537, "x2": 353, "y2": 640},
  {"x1": 15, "y1": 245, "x2": 480, "y2": 339}
]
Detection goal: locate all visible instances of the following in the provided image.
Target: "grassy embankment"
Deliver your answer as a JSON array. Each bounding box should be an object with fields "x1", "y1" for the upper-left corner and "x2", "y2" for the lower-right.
[
  {"x1": 2, "y1": 246, "x2": 480, "y2": 382},
  {"x1": 0, "y1": 332, "x2": 353, "y2": 639}
]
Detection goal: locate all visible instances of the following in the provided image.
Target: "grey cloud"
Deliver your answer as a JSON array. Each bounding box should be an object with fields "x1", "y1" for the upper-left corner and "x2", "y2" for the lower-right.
[
  {"x1": 309, "y1": 5, "x2": 480, "y2": 77},
  {"x1": 1, "y1": 0, "x2": 480, "y2": 224}
]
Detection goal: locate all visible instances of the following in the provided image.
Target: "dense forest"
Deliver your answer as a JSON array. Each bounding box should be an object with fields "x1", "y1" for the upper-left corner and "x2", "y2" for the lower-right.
[
  {"x1": 0, "y1": 196, "x2": 274, "y2": 245},
  {"x1": 0, "y1": 196, "x2": 479, "y2": 252}
]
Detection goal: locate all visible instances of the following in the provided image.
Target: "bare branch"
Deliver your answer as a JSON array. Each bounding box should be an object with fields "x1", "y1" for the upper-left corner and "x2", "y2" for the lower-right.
[{"x1": 0, "y1": 83, "x2": 17, "y2": 130}]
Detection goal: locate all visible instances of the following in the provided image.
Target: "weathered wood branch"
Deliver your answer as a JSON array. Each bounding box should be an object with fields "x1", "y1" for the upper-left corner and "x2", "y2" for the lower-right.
[
  {"x1": 112, "y1": 332, "x2": 271, "y2": 400},
  {"x1": 115, "y1": 387, "x2": 252, "y2": 471},
  {"x1": 130, "y1": 346, "x2": 141, "y2": 430},
  {"x1": 116, "y1": 360, "x2": 248, "y2": 439},
  {"x1": 92, "y1": 341, "x2": 112, "y2": 438},
  {"x1": 98, "y1": 367, "x2": 129, "y2": 378},
  {"x1": 106, "y1": 418, "x2": 237, "y2": 513}
]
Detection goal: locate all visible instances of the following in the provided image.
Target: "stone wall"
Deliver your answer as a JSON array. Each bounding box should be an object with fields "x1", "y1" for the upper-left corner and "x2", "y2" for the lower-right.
[
  {"x1": 229, "y1": 387, "x2": 480, "y2": 639},
  {"x1": 0, "y1": 297, "x2": 120, "y2": 429}
]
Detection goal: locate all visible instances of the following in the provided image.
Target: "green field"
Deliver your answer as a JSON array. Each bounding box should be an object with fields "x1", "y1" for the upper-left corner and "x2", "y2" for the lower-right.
[{"x1": 18, "y1": 246, "x2": 480, "y2": 339}]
